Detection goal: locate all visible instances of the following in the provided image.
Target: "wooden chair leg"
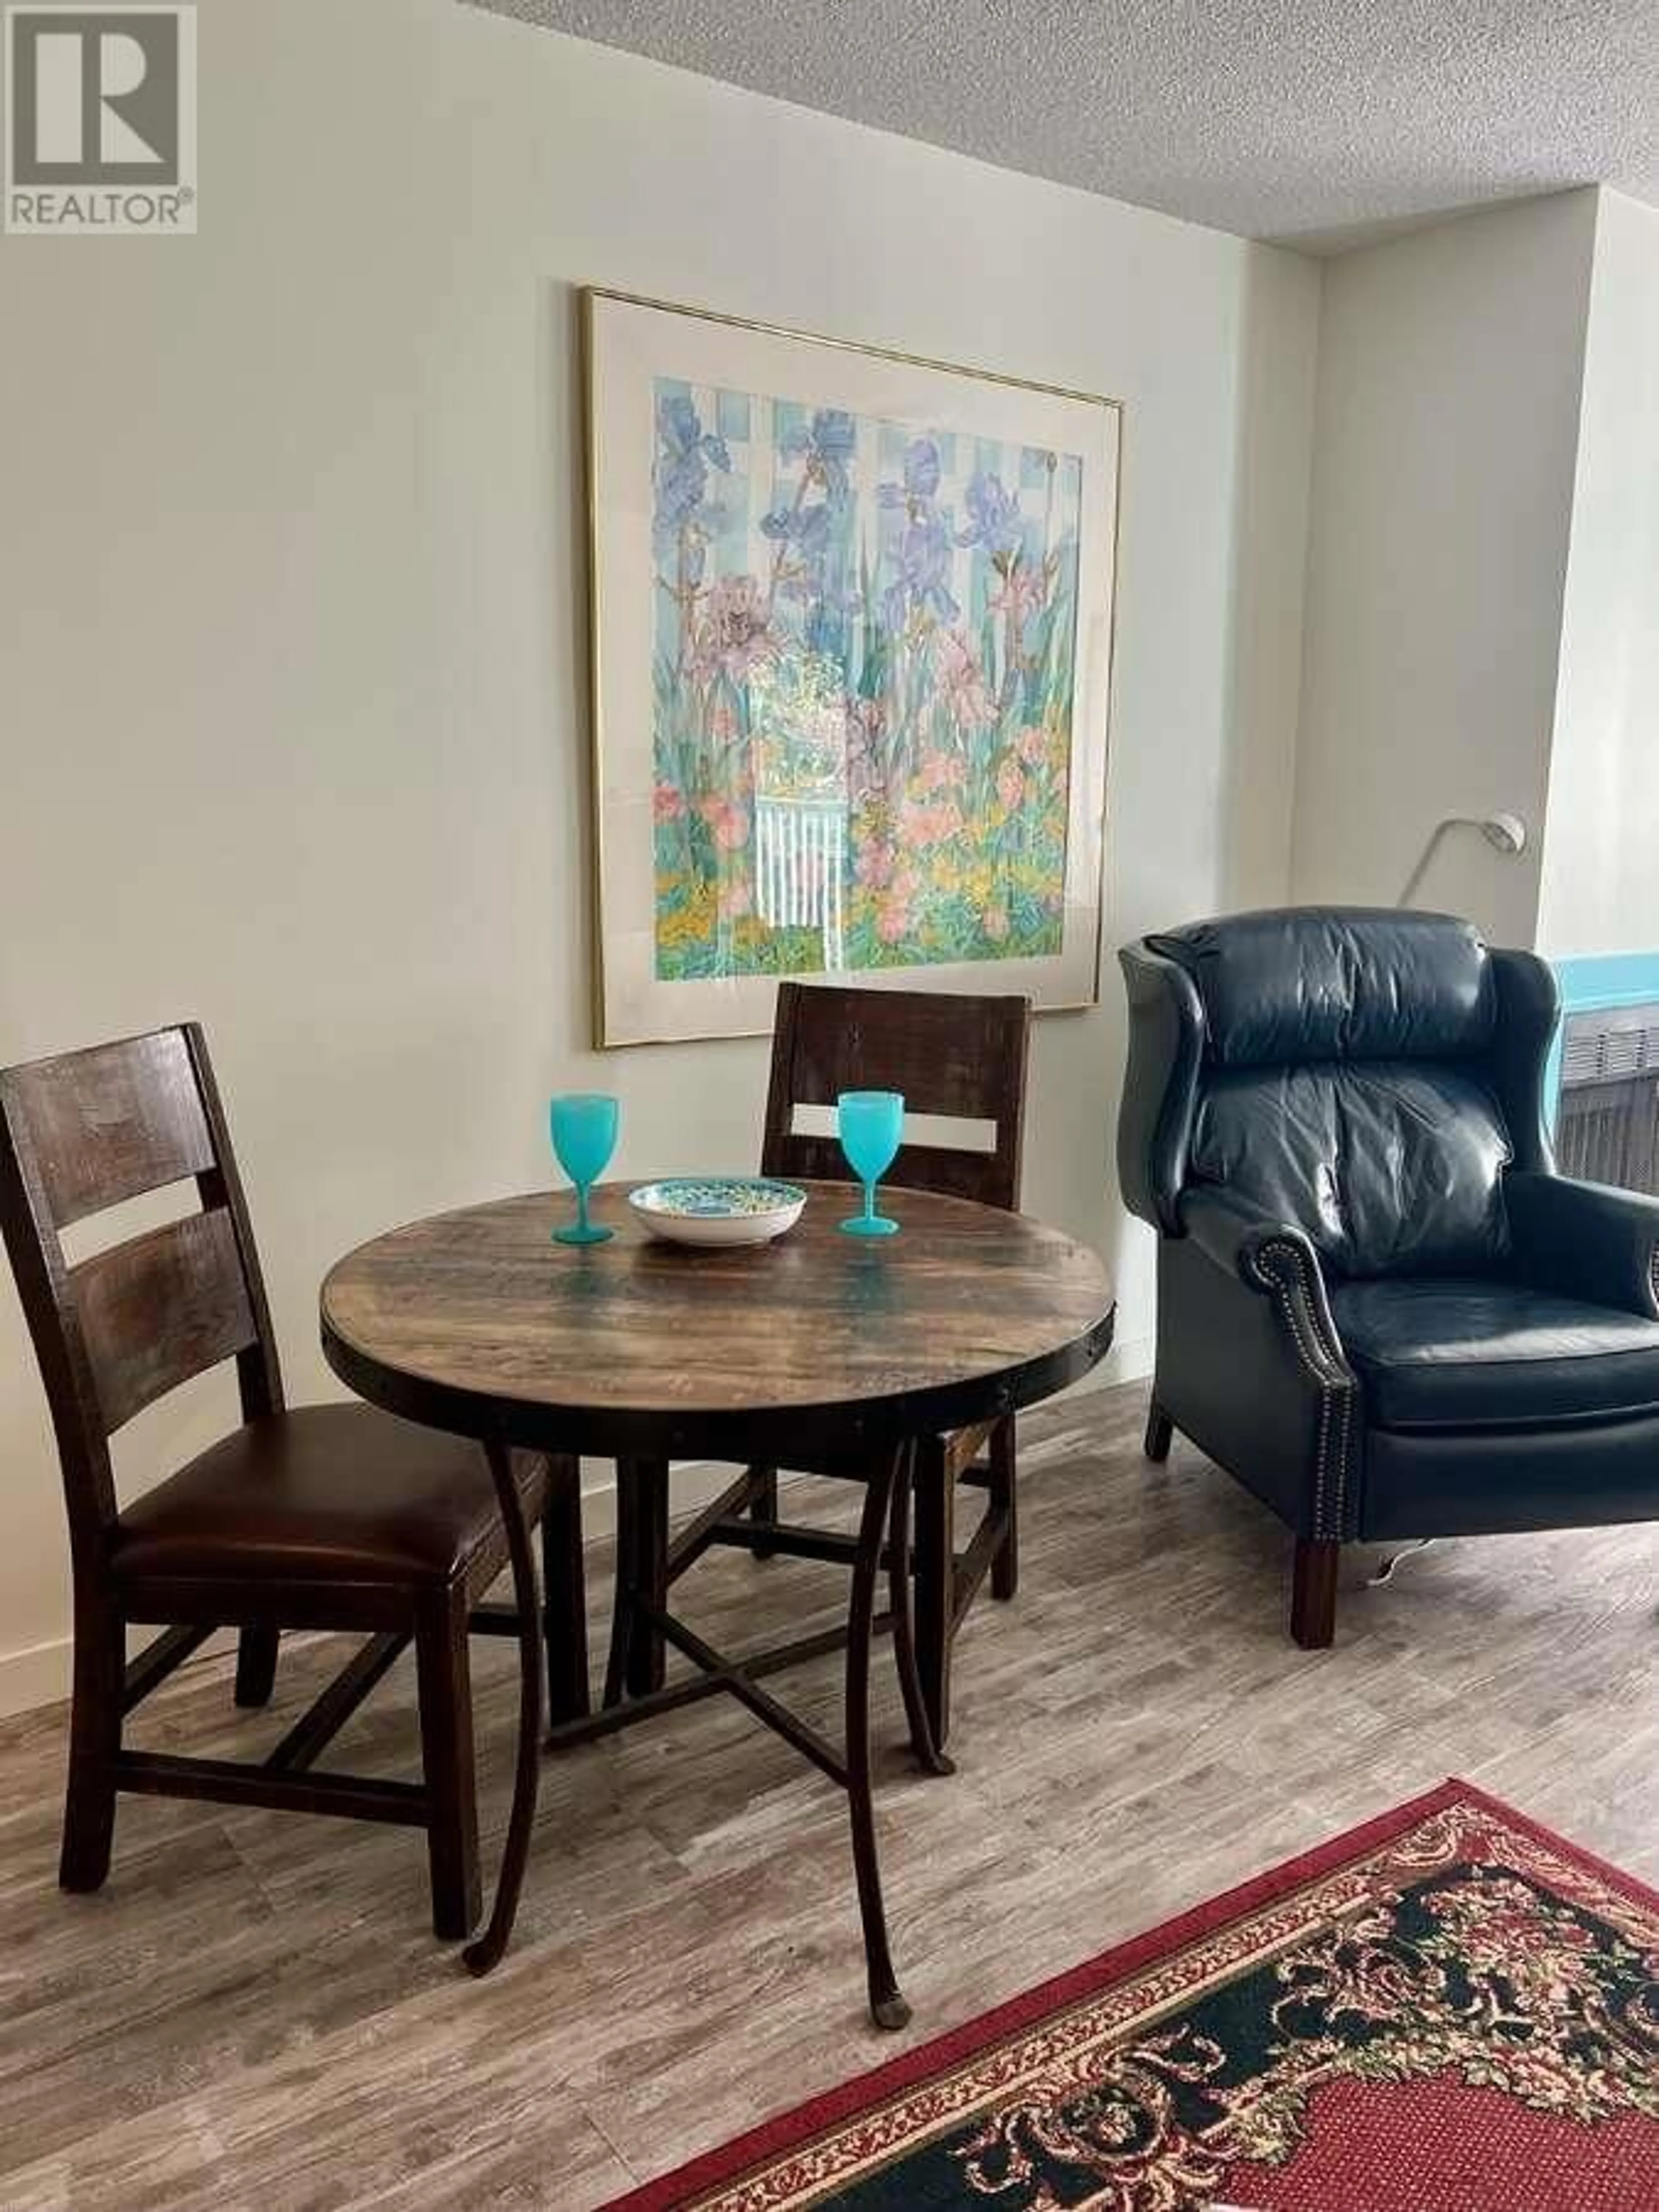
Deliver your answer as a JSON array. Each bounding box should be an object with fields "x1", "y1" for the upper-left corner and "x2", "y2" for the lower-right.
[
  {"x1": 628, "y1": 1458, "x2": 669, "y2": 1697},
  {"x1": 60, "y1": 1598, "x2": 123, "y2": 1893},
  {"x1": 747, "y1": 1464, "x2": 780, "y2": 1560},
  {"x1": 1290, "y1": 1538, "x2": 1339, "y2": 1649},
  {"x1": 605, "y1": 1456, "x2": 669, "y2": 1707},
  {"x1": 912, "y1": 1442, "x2": 954, "y2": 1752},
  {"x1": 1144, "y1": 1399, "x2": 1174, "y2": 1462},
  {"x1": 233, "y1": 1623, "x2": 279, "y2": 1709},
  {"x1": 540, "y1": 1454, "x2": 590, "y2": 1726},
  {"x1": 988, "y1": 1414, "x2": 1018, "y2": 1601},
  {"x1": 416, "y1": 1584, "x2": 482, "y2": 1940}
]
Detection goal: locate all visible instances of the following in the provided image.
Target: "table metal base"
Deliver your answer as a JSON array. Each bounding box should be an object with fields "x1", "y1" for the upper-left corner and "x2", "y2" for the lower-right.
[
  {"x1": 543, "y1": 1439, "x2": 952, "y2": 2029},
  {"x1": 461, "y1": 1435, "x2": 545, "y2": 1977}
]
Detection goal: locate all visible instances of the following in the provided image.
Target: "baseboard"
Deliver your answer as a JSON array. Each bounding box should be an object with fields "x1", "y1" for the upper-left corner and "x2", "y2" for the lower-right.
[
  {"x1": 0, "y1": 1636, "x2": 73, "y2": 1720},
  {"x1": 0, "y1": 1626, "x2": 251, "y2": 1725},
  {"x1": 1084, "y1": 1329, "x2": 1154, "y2": 1391},
  {"x1": 0, "y1": 1340, "x2": 1153, "y2": 1722}
]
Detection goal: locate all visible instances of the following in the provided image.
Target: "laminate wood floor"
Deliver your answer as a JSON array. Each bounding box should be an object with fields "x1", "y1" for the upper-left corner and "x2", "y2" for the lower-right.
[{"x1": 1, "y1": 1381, "x2": 1655, "y2": 2209}]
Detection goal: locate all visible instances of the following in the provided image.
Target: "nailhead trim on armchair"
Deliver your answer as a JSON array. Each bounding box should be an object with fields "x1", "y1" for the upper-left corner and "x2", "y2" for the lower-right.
[{"x1": 1246, "y1": 1239, "x2": 1360, "y2": 1541}]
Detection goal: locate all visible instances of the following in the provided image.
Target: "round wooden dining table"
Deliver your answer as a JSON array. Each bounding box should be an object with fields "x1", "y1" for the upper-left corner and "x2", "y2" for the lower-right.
[{"x1": 321, "y1": 1179, "x2": 1114, "y2": 2023}]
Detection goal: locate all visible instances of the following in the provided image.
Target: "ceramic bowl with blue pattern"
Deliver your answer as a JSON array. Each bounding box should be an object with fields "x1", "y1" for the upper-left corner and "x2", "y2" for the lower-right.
[{"x1": 627, "y1": 1177, "x2": 808, "y2": 1248}]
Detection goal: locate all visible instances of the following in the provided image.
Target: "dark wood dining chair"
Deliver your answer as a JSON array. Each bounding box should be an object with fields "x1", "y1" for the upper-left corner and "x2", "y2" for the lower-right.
[
  {"x1": 0, "y1": 1023, "x2": 587, "y2": 1940},
  {"x1": 655, "y1": 981, "x2": 1032, "y2": 1747}
]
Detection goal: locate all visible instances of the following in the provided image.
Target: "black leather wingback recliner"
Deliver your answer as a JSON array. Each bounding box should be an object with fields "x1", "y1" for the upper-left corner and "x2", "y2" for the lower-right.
[{"x1": 1118, "y1": 906, "x2": 1659, "y2": 1646}]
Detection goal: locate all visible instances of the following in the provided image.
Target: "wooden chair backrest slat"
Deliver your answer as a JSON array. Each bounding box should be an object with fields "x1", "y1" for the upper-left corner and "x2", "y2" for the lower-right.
[
  {"x1": 7, "y1": 1029, "x2": 217, "y2": 1229},
  {"x1": 760, "y1": 983, "x2": 1031, "y2": 1212},
  {"x1": 73, "y1": 1208, "x2": 259, "y2": 1437},
  {"x1": 0, "y1": 1024, "x2": 282, "y2": 1553}
]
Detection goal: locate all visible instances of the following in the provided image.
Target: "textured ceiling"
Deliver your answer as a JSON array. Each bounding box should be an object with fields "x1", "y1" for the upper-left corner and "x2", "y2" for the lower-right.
[{"x1": 466, "y1": 0, "x2": 1658, "y2": 250}]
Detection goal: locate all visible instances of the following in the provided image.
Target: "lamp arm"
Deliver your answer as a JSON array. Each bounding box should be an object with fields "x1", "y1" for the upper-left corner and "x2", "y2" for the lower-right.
[
  {"x1": 1398, "y1": 812, "x2": 1527, "y2": 907},
  {"x1": 1398, "y1": 819, "x2": 1456, "y2": 907}
]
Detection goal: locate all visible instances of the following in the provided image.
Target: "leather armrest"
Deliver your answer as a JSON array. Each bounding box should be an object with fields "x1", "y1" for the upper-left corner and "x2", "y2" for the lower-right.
[
  {"x1": 1181, "y1": 1186, "x2": 1310, "y2": 1278},
  {"x1": 1179, "y1": 1189, "x2": 1355, "y2": 1383},
  {"x1": 1506, "y1": 1170, "x2": 1659, "y2": 1319}
]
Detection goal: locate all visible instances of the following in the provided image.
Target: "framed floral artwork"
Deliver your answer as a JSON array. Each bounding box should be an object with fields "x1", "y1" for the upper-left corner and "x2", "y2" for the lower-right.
[{"x1": 583, "y1": 289, "x2": 1121, "y2": 1046}]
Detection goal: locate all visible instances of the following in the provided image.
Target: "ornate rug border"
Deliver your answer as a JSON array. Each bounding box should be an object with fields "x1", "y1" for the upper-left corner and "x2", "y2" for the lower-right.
[{"x1": 601, "y1": 1777, "x2": 1659, "y2": 2211}]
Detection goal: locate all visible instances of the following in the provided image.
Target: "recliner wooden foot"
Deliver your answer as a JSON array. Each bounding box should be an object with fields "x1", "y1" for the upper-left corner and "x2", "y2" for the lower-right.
[{"x1": 1290, "y1": 1538, "x2": 1339, "y2": 1649}]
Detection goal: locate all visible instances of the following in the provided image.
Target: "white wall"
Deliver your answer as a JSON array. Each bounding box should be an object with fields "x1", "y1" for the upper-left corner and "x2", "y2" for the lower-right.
[
  {"x1": 1535, "y1": 191, "x2": 1659, "y2": 957},
  {"x1": 0, "y1": 0, "x2": 1319, "y2": 1709},
  {"x1": 1290, "y1": 192, "x2": 1599, "y2": 942}
]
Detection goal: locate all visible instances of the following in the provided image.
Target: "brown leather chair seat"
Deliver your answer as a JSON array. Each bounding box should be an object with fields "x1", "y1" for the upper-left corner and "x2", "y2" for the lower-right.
[{"x1": 114, "y1": 1405, "x2": 547, "y2": 1586}]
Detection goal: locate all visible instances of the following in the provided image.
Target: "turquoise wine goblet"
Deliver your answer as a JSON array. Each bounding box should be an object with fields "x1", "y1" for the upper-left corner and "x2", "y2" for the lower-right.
[
  {"x1": 837, "y1": 1090, "x2": 904, "y2": 1237},
  {"x1": 550, "y1": 1093, "x2": 618, "y2": 1246}
]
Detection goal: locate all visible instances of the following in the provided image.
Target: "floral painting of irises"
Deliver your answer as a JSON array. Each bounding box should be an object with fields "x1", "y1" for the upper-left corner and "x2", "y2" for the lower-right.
[
  {"x1": 587, "y1": 293, "x2": 1119, "y2": 1045},
  {"x1": 651, "y1": 381, "x2": 1082, "y2": 982}
]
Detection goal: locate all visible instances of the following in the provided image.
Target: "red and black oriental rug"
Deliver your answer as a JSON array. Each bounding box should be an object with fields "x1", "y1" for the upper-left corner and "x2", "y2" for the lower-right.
[{"x1": 607, "y1": 1780, "x2": 1659, "y2": 2211}]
